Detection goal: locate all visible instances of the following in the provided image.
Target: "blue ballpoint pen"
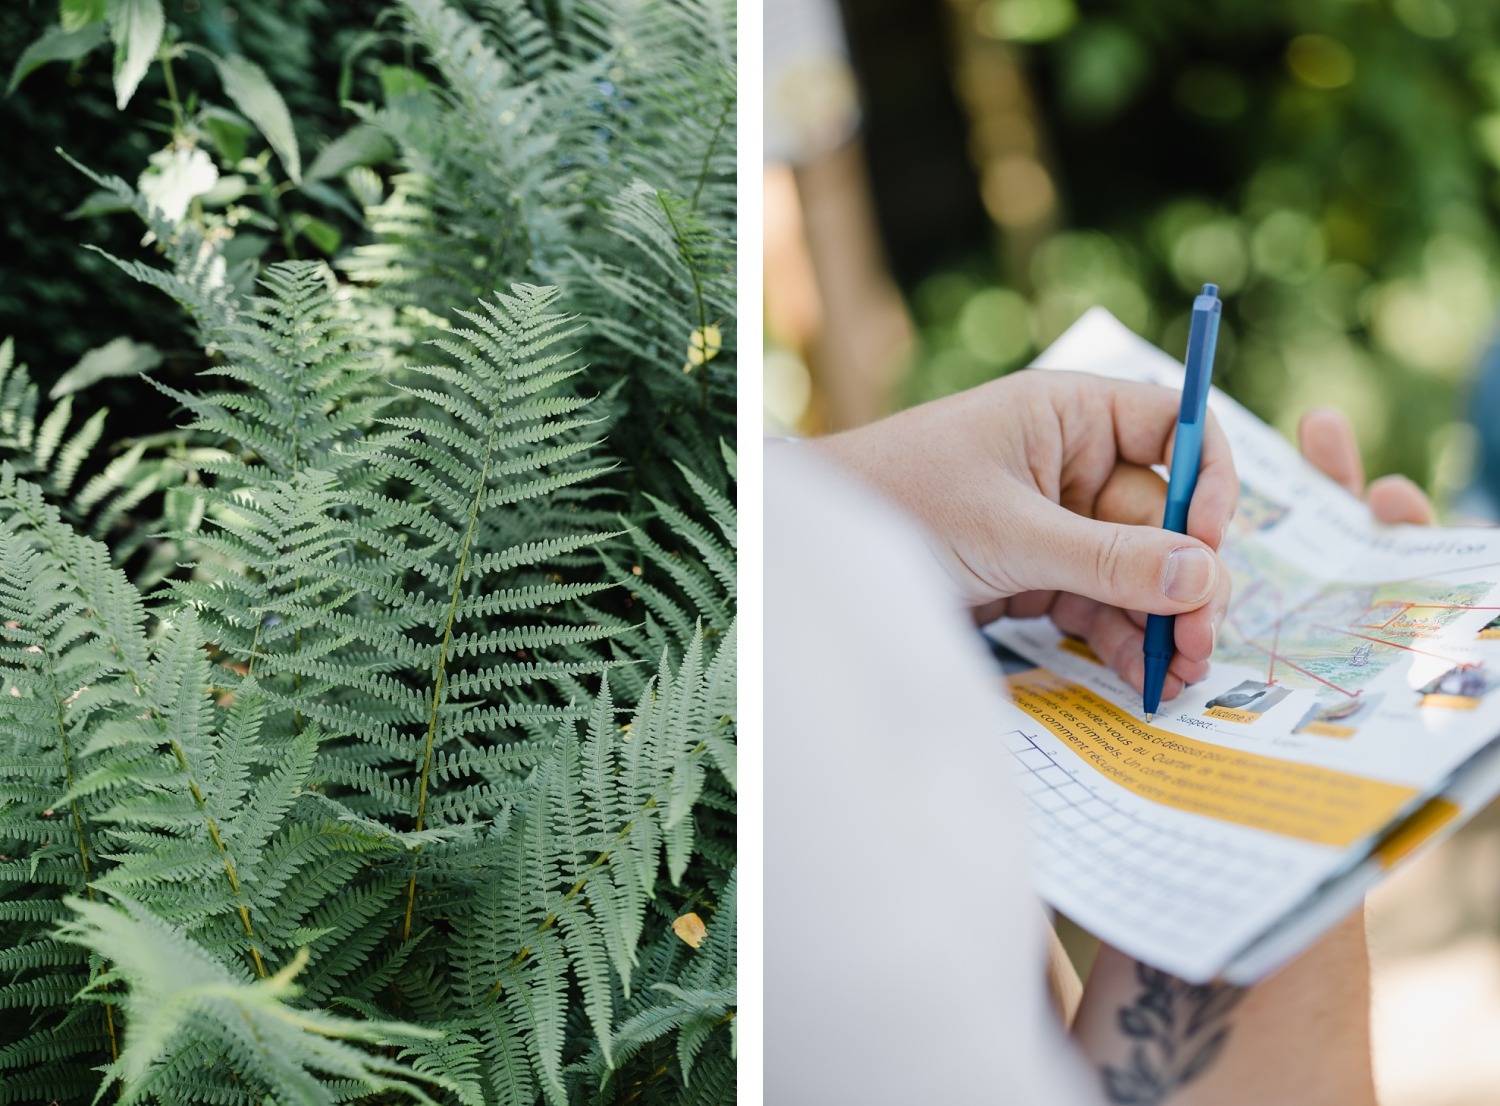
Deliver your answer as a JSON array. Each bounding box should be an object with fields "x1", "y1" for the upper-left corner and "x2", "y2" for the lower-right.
[{"x1": 1142, "y1": 283, "x2": 1222, "y2": 721}]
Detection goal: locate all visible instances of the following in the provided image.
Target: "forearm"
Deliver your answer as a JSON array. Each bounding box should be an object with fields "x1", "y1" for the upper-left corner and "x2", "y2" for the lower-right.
[{"x1": 1071, "y1": 909, "x2": 1377, "y2": 1106}]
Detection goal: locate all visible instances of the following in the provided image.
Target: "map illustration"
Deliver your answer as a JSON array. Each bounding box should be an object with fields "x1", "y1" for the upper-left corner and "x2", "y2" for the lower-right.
[{"x1": 1214, "y1": 537, "x2": 1497, "y2": 710}]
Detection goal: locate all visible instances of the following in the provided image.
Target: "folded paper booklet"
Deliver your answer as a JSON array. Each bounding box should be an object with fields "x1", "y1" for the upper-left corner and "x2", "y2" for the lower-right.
[{"x1": 985, "y1": 308, "x2": 1500, "y2": 984}]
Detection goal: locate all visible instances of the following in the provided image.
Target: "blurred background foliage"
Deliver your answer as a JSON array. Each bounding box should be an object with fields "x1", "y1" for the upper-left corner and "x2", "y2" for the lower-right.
[{"x1": 780, "y1": 0, "x2": 1500, "y2": 510}]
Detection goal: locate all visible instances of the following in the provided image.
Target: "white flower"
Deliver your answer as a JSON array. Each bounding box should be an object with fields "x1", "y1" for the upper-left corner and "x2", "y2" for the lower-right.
[{"x1": 137, "y1": 145, "x2": 220, "y2": 224}]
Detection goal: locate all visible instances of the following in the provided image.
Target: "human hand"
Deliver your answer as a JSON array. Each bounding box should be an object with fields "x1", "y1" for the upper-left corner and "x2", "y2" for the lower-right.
[
  {"x1": 1019, "y1": 405, "x2": 1437, "y2": 701},
  {"x1": 1065, "y1": 409, "x2": 1432, "y2": 1106},
  {"x1": 814, "y1": 369, "x2": 1238, "y2": 702},
  {"x1": 1298, "y1": 408, "x2": 1435, "y2": 525}
]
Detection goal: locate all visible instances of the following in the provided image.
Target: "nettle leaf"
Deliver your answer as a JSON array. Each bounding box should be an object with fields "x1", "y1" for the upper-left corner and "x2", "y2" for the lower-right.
[
  {"x1": 62, "y1": 0, "x2": 108, "y2": 32},
  {"x1": 8, "y1": 22, "x2": 109, "y2": 95},
  {"x1": 306, "y1": 123, "x2": 395, "y2": 182},
  {"x1": 213, "y1": 53, "x2": 302, "y2": 183},
  {"x1": 105, "y1": 0, "x2": 164, "y2": 110},
  {"x1": 51, "y1": 337, "x2": 163, "y2": 400}
]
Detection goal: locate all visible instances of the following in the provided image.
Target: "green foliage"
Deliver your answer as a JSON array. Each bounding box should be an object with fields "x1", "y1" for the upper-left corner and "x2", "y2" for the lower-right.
[
  {"x1": 0, "y1": 0, "x2": 387, "y2": 386},
  {"x1": 0, "y1": 1, "x2": 735, "y2": 1103}
]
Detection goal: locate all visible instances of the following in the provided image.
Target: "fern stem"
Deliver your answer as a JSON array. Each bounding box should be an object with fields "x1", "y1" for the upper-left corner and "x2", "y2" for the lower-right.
[
  {"x1": 689, "y1": 94, "x2": 733, "y2": 214},
  {"x1": 485, "y1": 744, "x2": 708, "y2": 999},
  {"x1": 403, "y1": 433, "x2": 495, "y2": 941},
  {"x1": 38, "y1": 644, "x2": 120, "y2": 1064},
  {"x1": 657, "y1": 195, "x2": 711, "y2": 411},
  {"x1": 168, "y1": 742, "x2": 269, "y2": 978},
  {"x1": 5, "y1": 492, "x2": 141, "y2": 1069}
]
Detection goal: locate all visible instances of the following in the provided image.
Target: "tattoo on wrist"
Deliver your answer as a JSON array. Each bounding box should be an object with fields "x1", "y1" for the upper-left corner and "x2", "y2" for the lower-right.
[{"x1": 1100, "y1": 962, "x2": 1245, "y2": 1104}]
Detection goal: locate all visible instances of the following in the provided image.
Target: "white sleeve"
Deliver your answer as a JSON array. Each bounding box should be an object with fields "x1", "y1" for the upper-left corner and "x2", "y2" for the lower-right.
[{"x1": 765, "y1": 444, "x2": 1100, "y2": 1104}]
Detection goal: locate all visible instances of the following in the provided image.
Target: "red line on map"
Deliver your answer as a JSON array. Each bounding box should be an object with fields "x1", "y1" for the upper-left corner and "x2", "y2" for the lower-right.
[
  {"x1": 1312, "y1": 623, "x2": 1475, "y2": 669},
  {"x1": 1356, "y1": 602, "x2": 1411, "y2": 630},
  {"x1": 1226, "y1": 612, "x2": 1359, "y2": 697}
]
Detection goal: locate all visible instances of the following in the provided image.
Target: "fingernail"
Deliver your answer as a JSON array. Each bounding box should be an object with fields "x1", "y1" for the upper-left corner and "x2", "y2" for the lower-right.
[{"x1": 1163, "y1": 548, "x2": 1216, "y2": 604}]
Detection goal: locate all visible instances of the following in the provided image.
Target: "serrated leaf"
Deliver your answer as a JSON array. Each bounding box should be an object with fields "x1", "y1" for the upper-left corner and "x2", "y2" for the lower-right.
[
  {"x1": 62, "y1": 0, "x2": 107, "y2": 32},
  {"x1": 200, "y1": 104, "x2": 253, "y2": 164},
  {"x1": 213, "y1": 53, "x2": 301, "y2": 183},
  {"x1": 7, "y1": 23, "x2": 109, "y2": 96},
  {"x1": 50, "y1": 337, "x2": 162, "y2": 399},
  {"x1": 306, "y1": 122, "x2": 394, "y2": 182},
  {"x1": 105, "y1": 0, "x2": 164, "y2": 109},
  {"x1": 66, "y1": 187, "x2": 132, "y2": 219}
]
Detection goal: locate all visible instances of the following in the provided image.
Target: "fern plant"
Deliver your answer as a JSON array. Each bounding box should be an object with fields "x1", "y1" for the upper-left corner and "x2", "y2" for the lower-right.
[{"x1": 0, "y1": 0, "x2": 735, "y2": 1103}]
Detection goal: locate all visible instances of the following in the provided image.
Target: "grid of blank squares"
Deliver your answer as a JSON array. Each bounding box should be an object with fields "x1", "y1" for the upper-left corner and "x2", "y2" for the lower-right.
[{"x1": 1003, "y1": 729, "x2": 1285, "y2": 941}]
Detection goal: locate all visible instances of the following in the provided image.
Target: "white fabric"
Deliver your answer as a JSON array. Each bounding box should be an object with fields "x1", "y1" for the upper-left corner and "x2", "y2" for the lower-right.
[{"x1": 765, "y1": 444, "x2": 1099, "y2": 1103}]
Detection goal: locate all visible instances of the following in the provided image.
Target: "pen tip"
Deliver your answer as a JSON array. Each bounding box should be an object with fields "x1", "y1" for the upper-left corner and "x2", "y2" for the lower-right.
[{"x1": 1145, "y1": 713, "x2": 1154, "y2": 722}]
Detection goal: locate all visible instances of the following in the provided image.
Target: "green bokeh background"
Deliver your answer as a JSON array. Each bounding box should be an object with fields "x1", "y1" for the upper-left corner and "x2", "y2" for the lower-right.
[{"x1": 897, "y1": 0, "x2": 1500, "y2": 509}]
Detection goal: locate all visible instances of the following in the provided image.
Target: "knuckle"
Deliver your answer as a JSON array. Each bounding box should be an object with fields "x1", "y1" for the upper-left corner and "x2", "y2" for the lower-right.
[{"x1": 1094, "y1": 527, "x2": 1132, "y2": 597}]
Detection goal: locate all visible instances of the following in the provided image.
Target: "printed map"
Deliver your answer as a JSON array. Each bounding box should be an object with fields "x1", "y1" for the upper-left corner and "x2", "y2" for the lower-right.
[{"x1": 1216, "y1": 530, "x2": 1496, "y2": 702}]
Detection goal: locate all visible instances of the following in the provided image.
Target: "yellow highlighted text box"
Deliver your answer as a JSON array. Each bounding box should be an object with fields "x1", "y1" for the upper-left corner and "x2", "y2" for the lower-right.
[
  {"x1": 1008, "y1": 669, "x2": 1416, "y2": 847},
  {"x1": 1205, "y1": 706, "x2": 1261, "y2": 725},
  {"x1": 1301, "y1": 721, "x2": 1356, "y2": 739},
  {"x1": 1422, "y1": 694, "x2": 1481, "y2": 710}
]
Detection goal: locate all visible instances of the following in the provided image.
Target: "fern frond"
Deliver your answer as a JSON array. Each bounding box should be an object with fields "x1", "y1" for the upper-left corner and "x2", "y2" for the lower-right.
[{"x1": 55, "y1": 897, "x2": 439, "y2": 1104}]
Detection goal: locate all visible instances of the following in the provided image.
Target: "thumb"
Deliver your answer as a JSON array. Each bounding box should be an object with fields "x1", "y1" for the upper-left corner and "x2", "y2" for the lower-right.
[{"x1": 1011, "y1": 499, "x2": 1221, "y2": 615}]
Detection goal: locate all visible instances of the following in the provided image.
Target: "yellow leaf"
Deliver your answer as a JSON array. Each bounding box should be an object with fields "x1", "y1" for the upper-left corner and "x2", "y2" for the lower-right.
[
  {"x1": 671, "y1": 911, "x2": 707, "y2": 949},
  {"x1": 686, "y1": 325, "x2": 722, "y2": 367}
]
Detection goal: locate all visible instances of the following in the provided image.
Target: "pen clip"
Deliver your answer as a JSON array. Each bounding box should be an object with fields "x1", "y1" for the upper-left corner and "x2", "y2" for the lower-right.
[{"x1": 1180, "y1": 283, "x2": 1222, "y2": 425}]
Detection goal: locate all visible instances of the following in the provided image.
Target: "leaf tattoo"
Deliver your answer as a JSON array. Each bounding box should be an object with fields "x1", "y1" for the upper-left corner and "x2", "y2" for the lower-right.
[{"x1": 1101, "y1": 962, "x2": 1246, "y2": 1104}]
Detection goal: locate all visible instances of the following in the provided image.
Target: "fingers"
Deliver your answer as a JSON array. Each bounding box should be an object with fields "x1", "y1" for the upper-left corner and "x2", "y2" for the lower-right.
[
  {"x1": 970, "y1": 597, "x2": 1012, "y2": 627},
  {"x1": 1095, "y1": 464, "x2": 1167, "y2": 529},
  {"x1": 1298, "y1": 408, "x2": 1365, "y2": 497},
  {"x1": 1050, "y1": 597, "x2": 1208, "y2": 702},
  {"x1": 1367, "y1": 474, "x2": 1437, "y2": 526},
  {"x1": 1298, "y1": 406, "x2": 1435, "y2": 525},
  {"x1": 1087, "y1": 376, "x2": 1239, "y2": 550},
  {"x1": 1011, "y1": 498, "x2": 1223, "y2": 617},
  {"x1": 1173, "y1": 564, "x2": 1231, "y2": 668}
]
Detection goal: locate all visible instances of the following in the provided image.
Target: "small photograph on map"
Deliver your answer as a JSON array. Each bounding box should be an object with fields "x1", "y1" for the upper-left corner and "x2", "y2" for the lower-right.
[
  {"x1": 1204, "y1": 679, "x2": 1293, "y2": 720},
  {"x1": 1231, "y1": 483, "x2": 1290, "y2": 536},
  {"x1": 1479, "y1": 614, "x2": 1500, "y2": 641},
  {"x1": 1418, "y1": 666, "x2": 1492, "y2": 708},
  {"x1": 1293, "y1": 694, "x2": 1381, "y2": 738}
]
